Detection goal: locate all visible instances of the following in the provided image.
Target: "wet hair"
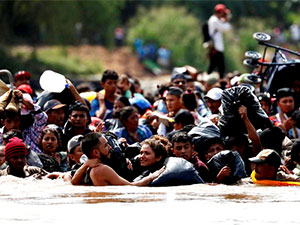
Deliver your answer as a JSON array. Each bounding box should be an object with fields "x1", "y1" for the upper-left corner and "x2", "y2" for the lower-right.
[
  {"x1": 119, "y1": 106, "x2": 138, "y2": 122},
  {"x1": 101, "y1": 70, "x2": 119, "y2": 83},
  {"x1": 80, "y1": 132, "x2": 102, "y2": 158},
  {"x1": 141, "y1": 138, "x2": 168, "y2": 162},
  {"x1": 38, "y1": 125, "x2": 62, "y2": 152},
  {"x1": 171, "y1": 131, "x2": 192, "y2": 145}
]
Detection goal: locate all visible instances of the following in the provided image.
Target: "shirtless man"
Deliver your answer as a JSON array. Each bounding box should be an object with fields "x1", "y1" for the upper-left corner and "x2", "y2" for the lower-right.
[{"x1": 71, "y1": 132, "x2": 164, "y2": 186}]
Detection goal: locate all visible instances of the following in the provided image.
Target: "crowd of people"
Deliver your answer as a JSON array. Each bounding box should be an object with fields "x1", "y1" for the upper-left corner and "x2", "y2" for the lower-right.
[{"x1": 1, "y1": 64, "x2": 300, "y2": 187}]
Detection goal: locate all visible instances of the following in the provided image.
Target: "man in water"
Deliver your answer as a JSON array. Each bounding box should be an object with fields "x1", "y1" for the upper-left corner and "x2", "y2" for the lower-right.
[
  {"x1": 249, "y1": 149, "x2": 300, "y2": 181},
  {"x1": 71, "y1": 132, "x2": 164, "y2": 186}
]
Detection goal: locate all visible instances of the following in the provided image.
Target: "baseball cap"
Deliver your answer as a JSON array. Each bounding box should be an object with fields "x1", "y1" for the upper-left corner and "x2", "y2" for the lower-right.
[
  {"x1": 14, "y1": 71, "x2": 31, "y2": 81},
  {"x1": 43, "y1": 99, "x2": 66, "y2": 112},
  {"x1": 17, "y1": 84, "x2": 33, "y2": 95},
  {"x1": 215, "y1": 4, "x2": 227, "y2": 13},
  {"x1": 205, "y1": 87, "x2": 223, "y2": 101},
  {"x1": 67, "y1": 134, "x2": 83, "y2": 154},
  {"x1": 249, "y1": 149, "x2": 281, "y2": 167}
]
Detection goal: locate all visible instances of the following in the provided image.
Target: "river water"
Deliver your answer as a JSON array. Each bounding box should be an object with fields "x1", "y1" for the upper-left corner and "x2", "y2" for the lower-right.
[{"x1": 1, "y1": 176, "x2": 300, "y2": 225}]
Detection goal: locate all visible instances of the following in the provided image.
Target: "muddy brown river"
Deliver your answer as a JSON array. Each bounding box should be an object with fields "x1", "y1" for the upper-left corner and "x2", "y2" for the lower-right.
[{"x1": 1, "y1": 176, "x2": 300, "y2": 224}]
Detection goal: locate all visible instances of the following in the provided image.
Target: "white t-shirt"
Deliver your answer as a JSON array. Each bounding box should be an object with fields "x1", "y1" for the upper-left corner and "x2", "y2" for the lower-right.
[{"x1": 208, "y1": 15, "x2": 231, "y2": 52}]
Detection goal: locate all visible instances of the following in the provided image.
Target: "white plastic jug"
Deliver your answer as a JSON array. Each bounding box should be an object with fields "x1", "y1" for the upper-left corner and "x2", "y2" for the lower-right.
[{"x1": 39, "y1": 70, "x2": 67, "y2": 93}]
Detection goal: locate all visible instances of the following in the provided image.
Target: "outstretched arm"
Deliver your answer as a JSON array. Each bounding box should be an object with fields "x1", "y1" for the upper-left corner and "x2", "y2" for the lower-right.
[
  {"x1": 239, "y1": 105, "x2": 263, "y2": 155},
  {"x1": 91, "y1": 165, "x2": 165, "y2": 186}
]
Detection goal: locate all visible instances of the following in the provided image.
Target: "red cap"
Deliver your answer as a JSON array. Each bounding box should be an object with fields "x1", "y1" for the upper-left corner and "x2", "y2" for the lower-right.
[
  {"x1": 17, "y1": 84, "x2": 33, "y2": 95},
  {"x1": 215, "y1": 4, "x2": 227, "y2": 13},
  {"x1": 14, "y1": 71, "x2": 31, "y2": 81}
]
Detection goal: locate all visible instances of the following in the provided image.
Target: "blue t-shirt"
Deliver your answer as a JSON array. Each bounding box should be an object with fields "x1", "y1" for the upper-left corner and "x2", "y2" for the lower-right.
[
  {"x1": 90, "y1": 98, "x2": 114, "y2": 120},
  {"x1": 114, "y1": 125, "x2": 153, "y2": 145}
]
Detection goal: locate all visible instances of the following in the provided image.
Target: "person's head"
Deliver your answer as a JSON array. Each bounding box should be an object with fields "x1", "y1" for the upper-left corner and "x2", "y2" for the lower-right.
[
  {"x1": 139, "y1": 138, "x2": 168, "y2": 167},
  {"x1": 117, "y1": 74, "x2": 131, "y2": 95},
  {"x1": 38, "y1": 125, "x2": 62, "y2": 155},
  {"x1": 259, "y1": 126, "x2": 285, "y2": 155},
  {"x1": 134, "y1": 78, "x2": 143, "y2": 94},
  {"x1": 101, "y1": 69, "x2": 119, "y2": 95},
  {"x1": 5, "y1": 137, "x2": 28, "y2": 175},
  {"x1": 205, "y1": 87, "x2": 223, "y2": 114},
  {"x1": 119, "y1": 106, "x2": 139, "y2": 132},
  {"x1": 249, "y1": 149, "x2": 281, "y2": 180},
  {"x1": 170, "y1": 73, "x2": 187, "y2": 91},
  {"x1": 1, "y1": 111, "x2": 21, "y2": 131},
  {"x1": 171, "y1": 131, "x2": 193, "y2": 161},
  {"x1": 2, "y1": 129, "x2": 23, "y2": 145},
  {"x1": 224, "y1": 134, "x2": 249, "y2": 156},
  {"x1": 166, "y1": 87, "x2": 183, "y2": 116},
  {"x1": 69, "y1": 101, "x2": 90, "y2": 129},
  {"x1": 174, "y1": 109, "x2": 195, "y2": 130},
  {"x1": 181, "y1": 89, "x2": 198, "y2": 111},
  {"x1": 80, "y1": 132, "x2": 111, "y2": 160},
  {"x1": 204, "y1": 137, "x2": 225, "y2": 162},
  {"x1": 67, "y1": 134, "x2": 84, "y2": 165},
  {"x1": 257, "y1": 93, "x2": 271, "y2": 115},
  {"x1": 214, "y1": 4, "x2": 229, "y2": 18},
  {"x1": 44, "y1": 99, "x2": 66, "y2": 127},
  {"x1": 14, "y1": 71, "x2": 31, "y2": 88},
  {"x1": 113, "y1": 96, "x2": 131, "y2": 118},
  {"x1": 290, "y1": 141, "x2": 300, "y2": 165},
  {"x1": 276, "y1": 88, "x2": 295, "y2": 114}
]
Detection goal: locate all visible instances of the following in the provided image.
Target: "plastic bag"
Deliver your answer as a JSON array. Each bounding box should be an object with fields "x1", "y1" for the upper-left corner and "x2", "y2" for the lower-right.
[
  {"x1": 207, "y1": 150, "x2": 247, "y2": 184},
  {"x1": 188, "y1": 117, "x2": 221, "y2": 157},
  {"x1": 149, "y1": 157, "x2": 205, "y2": 186},
  {"x1": 218, "y1": 86, "x2": 272, "y2": 137}
]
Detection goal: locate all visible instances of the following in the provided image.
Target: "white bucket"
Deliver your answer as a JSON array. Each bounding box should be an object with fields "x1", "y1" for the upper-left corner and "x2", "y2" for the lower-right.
[{"x1": 39, "y1": 70, "x2": 66, "y2": 93}]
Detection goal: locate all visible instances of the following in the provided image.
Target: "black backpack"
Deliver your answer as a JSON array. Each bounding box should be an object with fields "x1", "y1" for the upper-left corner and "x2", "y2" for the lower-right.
[{"x1": 202, "y1": 21, "x2": 211, "y2": 43}]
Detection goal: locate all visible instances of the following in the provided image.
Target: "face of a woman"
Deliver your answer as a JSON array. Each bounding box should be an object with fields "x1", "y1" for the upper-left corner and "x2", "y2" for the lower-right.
[
  {"x1": 124, "y1": 111, "x2": 139, "y2": 131},
  {"x1": 139, "y1": 144, "x2": 159, "y2": 167},
  {"x1": 277, "y1": 96, "x2": 295, "y2": 114},
  {"x1": 113, "y1": 100, "x2": 125, "y2": 117},
  {"x1": 42, "y1": 132, "x2": 58, "y2": 154}
]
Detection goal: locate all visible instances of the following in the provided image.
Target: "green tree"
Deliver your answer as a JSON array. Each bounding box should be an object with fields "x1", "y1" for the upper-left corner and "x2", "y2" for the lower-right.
[{"x1": 127, "y1": 6, "x2": 207, "y2": 70}]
